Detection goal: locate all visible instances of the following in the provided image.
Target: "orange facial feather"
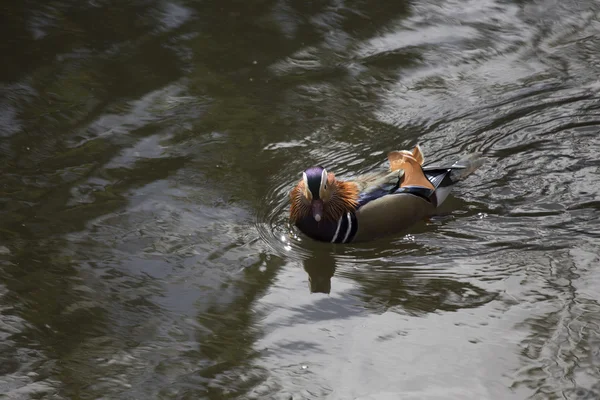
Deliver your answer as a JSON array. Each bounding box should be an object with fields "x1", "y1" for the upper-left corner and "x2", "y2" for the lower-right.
[
  {"x1": 289, "y1": 181, "x2": 310, "y2": 223},
  {"x1": 324, "y1": 178, "x2": 359, "y2": 220},
  {"x1": 289, "y1": 173, "x2": 360, "y2": 223}
]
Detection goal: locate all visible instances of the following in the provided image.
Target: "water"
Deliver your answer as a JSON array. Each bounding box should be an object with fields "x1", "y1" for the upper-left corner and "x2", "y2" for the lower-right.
[{"x1": 1, "y1": 0, "x2": 600, "y2": 398}]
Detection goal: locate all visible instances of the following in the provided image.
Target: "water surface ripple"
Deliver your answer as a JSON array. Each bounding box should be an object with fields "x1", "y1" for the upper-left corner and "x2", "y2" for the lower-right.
[{"x1": 1, "y1": 0, "x2": 600, "y2": 399}]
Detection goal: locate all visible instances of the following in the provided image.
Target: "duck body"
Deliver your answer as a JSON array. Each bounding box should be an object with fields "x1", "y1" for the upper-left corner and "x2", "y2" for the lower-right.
[{"x1": 290, "y1": 145, "x2": 483, "y2": 243}]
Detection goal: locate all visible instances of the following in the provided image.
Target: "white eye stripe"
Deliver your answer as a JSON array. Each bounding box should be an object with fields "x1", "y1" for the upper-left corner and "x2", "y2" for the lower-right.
[
  {"x1": 321, "y1": 169, "x2": 328, "y2": 189},
  {"x1": 302, "y1": 172, "x2": 312, "y2": 199}
]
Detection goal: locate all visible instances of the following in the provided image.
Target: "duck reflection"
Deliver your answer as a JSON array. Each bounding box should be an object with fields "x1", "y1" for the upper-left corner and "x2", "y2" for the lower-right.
[
  {"x1": 303, "y1": 250, "x2": 337, "y2": 294},
  {"x1": 301, "y1": 242, "x2": 497, "y2": 314}
]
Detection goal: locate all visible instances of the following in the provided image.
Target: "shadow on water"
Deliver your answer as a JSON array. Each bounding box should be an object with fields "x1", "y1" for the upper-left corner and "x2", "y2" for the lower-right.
[{"x1": 301, "y1": 247, "x2": 498, "y2": 314}]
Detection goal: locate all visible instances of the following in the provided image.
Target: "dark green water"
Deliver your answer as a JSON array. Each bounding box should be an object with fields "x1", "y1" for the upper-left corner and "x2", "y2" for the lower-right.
[{"x1": 2, "y1": 0, "x2": 600, "y2": 399}]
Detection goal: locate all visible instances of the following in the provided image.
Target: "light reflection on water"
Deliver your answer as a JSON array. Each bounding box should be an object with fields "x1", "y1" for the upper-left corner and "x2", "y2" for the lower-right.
[{"x1": 1, "y1": 0, "x2": 600, "y2": 398}]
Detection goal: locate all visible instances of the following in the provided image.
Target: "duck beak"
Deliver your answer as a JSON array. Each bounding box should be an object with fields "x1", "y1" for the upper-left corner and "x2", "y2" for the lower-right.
[{"x1": 311, "y1": 200, "x2": 323, "y2": 222}]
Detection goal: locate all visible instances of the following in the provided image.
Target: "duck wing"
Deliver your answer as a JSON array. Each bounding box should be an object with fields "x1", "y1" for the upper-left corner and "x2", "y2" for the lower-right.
[
  {"x1": 352, "y1": 169, "x2": 404, "y2": 194},
  {"x1": 352, "y1": 149, "x2": 484, "y2": 242}
]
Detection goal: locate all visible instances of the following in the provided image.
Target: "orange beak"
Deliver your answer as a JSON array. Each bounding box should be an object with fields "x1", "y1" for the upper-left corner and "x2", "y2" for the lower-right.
[{"x1": 311, "y1": 200, "x2": 323, "y2": 222}]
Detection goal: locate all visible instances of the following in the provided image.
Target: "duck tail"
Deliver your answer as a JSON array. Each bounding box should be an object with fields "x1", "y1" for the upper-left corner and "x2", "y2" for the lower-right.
[{"x1": 449, "y1": 152, "x2": 484, "y2": 182}]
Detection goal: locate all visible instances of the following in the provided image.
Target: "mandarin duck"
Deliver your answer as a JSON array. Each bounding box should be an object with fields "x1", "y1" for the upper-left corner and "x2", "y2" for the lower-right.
[{"x1": 289, "y1": 145, "x2": 483, "y2": 243}]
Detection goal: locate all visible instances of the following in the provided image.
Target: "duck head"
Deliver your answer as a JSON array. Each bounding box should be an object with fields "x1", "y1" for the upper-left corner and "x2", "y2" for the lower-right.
[
  {"x1": 302, "y1": 166, "x2": 331, "y2": 222},
  {"x1": 289, "y1": 166, "x2": 359, "y2": 223}
]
